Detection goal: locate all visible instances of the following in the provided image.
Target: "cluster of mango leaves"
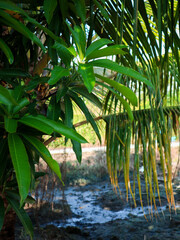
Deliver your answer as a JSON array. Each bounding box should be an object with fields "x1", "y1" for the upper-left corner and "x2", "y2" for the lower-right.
[{"x1": 0, "y1": 0, "x2": 154, "y2": 238}]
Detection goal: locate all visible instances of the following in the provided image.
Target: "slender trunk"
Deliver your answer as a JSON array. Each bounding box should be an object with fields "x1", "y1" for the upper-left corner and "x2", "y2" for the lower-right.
[{"x1": 0, "y1": 196, "x2": 16, "y2": 240}]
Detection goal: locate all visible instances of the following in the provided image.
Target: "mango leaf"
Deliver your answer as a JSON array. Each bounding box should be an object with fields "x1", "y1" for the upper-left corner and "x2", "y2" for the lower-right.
[
  {"x1": 95, "y1": 73, "x2": 137, "y2": 106},
  {"x1": 86, "y1": 45, "x2": 127, "y2": 60},
  {"x1": 8, "y1": 133, "x2": 31, "y2": 206},
  {"x1": 4, "y1": 116, "x2": 17, "y2": 133},
  {"x1": 47, "y1": 95, "x2": 60, "y2": 121},
  {"x1": 69, "y1": 91, "x2": 101, "y2": 143},
  {"x1": 56, "y1": 85, "x2": 68, "y2": 101},
  {"x1": 0, "y1": 10, "x2": 45, "y2": 52},
  {"x1": 91, "y1": 59, "x2": 155, "y2": 89},
  {"x1": 0, "y1": 85, "x2": 17, "y2": 105},
  {"x1": 18, "y1": 115, "x2": 54, "y2": 135},
  {"x1": 25, "y1": 76, "x2": 48, "y2": 91},
  {"x1": 43, "y1": 0, "x2": 57, "y2": 24},
  {"x1": 0, "y1": 138, "x2": 8, "y2": 180},
  {"x1": 74, "y1": 0, "x2": 86, "y2": 24},
  {"x1": 64, "y1": 95, "x2": 73, "y2": 128},
  {"x1": 11, "y1": 86, "x2": 24, "y2": 101},
  {"x1": 72, "y1": 86, "x2": 102, "y2": 108},
  {"x1": 13, "y1": 98, "x2": 29, "y2": 114},
  {"x1": 22, "y1": 134, "x2": 62, "y2": 181},
  {"x1": 85, "y1": 38, "x2": 113, "y2": 58},
  {"x1": 67, "y1": 24, "x2": 86, "y2": 61},
  {"x1": 0, "y1": 38, "x2": 14, "y2": 64},
  {"x1": 5, "y1": 190, "x2": 21, "y2": 202},
  {"x1": 48, "y1": 66, "x2": 70, "y2": 85},
  {"x1": 78, "y1": 63, "x2": 95, "y2": 93},
  {"x1": 25, "y1": 195, "x2": 36, "y2": 204},
  {"x1": 0, "y1": 1, "x2": 28, "y2": 16},
  {"x1": 6, "y1": 190, "x2": 36, "y2": 204},
  {"x1": 0, "y1": 1, "x2": 66, "y2": 47},
  {"x1": 32, "y1": 115, "x2": 87, "y2": 143},
  {"x1": 6, "y1": 197, "x2": 33, "y2": 240},
  {"x1": 0, "y1": 69, "x2": 30, "y2": 78},
  {"x1": 0, "y1": 196, "x2": 5, "y2": 231},
  {"x1": 52, "y1": 42, "x2": 75, "y2": 66},
  {"x1": 64, "y1": 95, "x2": 82, "y2": 163},
  {"x1": 72, "y1": 139, "x2": 82, "y2": 163}
]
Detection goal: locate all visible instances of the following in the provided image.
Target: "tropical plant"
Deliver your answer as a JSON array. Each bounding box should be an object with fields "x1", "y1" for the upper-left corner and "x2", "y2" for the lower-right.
[
  {"x1": 92, "y1": 0, "x2": 179, "y2": 211},
  {"x1": 0, "y1": 0, "x2": 155, "y2": 239}
]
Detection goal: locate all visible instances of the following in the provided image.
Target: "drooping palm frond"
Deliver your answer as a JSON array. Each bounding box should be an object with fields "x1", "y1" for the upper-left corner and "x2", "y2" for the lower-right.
[
  {"x1": 104, "y1": 106, "x2": 179, "y2": 209},
  {"x1": 91, "y1": 0, "x2": 180, "y2": 209}
]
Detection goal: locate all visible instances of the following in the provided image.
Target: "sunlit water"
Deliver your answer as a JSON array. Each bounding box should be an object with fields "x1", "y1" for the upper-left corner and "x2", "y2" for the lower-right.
[{"x1": 43, "y1": 183, "x2": 173, "y2": 228}]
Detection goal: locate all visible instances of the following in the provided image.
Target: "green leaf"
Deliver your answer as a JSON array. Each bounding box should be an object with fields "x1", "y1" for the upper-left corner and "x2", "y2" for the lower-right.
[
  {"x1": 97, "y1": 80, "x2": 134, "y2": 121},
  {"x1": 0, "y1": 1, "x2": 27, "y2": 16},
  {"x1": 95, "y1": 73, "x2": 137, "y2": 106},
  {"x1": 74, "y1": 0, "x2": 86, "y2": 24},
  {"x1": 85, "y1": 38, "x2": 113, "y2": 58},
  {"x1": 86, "y1": 45, "x2": 127, "y2": 60},
  {"x1": 18, "y1": 115, "x2": 54, "y2": 135},
  {"x1": 8, "y1": 133, "x2": 31, "y2": 206},
  {"x1": 48, "y1": 66, "x2": 70, "y2": 85},
  {"x1": 116, "y1": 95, "x2": 134, "y2": 121},
  {"x1": 72, "y1": 86, "x2": 102, "y2": 109},
  {"x1": 64, "y1": 95, "x2": 82, "y2": 163},
  {"x1": 0, "y1": 10, "x2": 45, "y2": 52},
  {"x1": 13, "y1": 98, "x2": 29, "y2": 114},
  {"x1": 0, "y1": 69, "x2": 30, "y2": 78},
  {"x1": 34, "y1": 115, "x2": 87, "y2": 143},
  {"x1": 67, "y1": 24, "x2": 86, "y2": 61},
  {"x1": 71, "y1": 139, "x2": 82, "y2": 163},
  {"x1": 52, "y1": 42, "x2": 75, "y2": 67},
  {"x1": 6, "y1": 197, "x2": 33, "y2": 240},
  {"x1": 69, "y1": 91, "x2": 101, "y2": 143},
  {"x1": 22, "y1": 134, "x2": 62, "y2": 181},
  {"x1": 43, "y1": 0, "x2": 57, "y2": 24},
  {"x1": 56, "y1": 85, "x2": 68, "y2": 101},
  {"x1": 47, "y1": 95, "x2": 60, "y2": 121},
  {"x1": 0, "y1": 38, "x2": 14, "y2": 64},
  {"x1": 0, "y1": 138, "x2": 9, "y2": 180},
  {"x1": 0, "y1": 196, "x2": 5, "y2": 231},
  {"x1": 91, "y1": 59, "x2": 154, "y2": 89},
  {"x1": 4, "y1": 116, "x2": 17, "y2": 133},
  {"x1": 25, "y1": 76, "x2": 48, "y2": 91},
  {"x1": 11, "y1": 86, "x2": 24, "y2": 101},
  {"x1": 6, "y1": 190, "x2": 36, "y2": 204},
  {"x1": 0, "y1": 85, "x2": 17, "y2": 105},
  {"x1": 64, "y1": 95, "x2": 73, "y2": 128},
  {"x1": 25, "y1": 195, "x2": 36, "y2": 204},
  {"x1": 78, "y1": 63, "x2": 95, "y2": 93},
  {"x1": 0, "y1": 0, "x2": 66, "y2": 47},
  {"x1": 93, "y1": 0, "x2": 109, "y2": 21}
]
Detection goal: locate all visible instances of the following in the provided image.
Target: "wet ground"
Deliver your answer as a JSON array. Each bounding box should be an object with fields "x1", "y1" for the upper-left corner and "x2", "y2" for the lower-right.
[
  {"x1": 16, "y1": 174, "x2": 180, "y2": 240},
  {"x1": 15, "y1": 147, "x2": 180, "y2": 240}
]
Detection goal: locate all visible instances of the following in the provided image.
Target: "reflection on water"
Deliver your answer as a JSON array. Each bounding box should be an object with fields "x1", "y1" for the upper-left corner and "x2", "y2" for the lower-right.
[{"x1": 45, "y1": 183, "x2": 169, "y2": 228}]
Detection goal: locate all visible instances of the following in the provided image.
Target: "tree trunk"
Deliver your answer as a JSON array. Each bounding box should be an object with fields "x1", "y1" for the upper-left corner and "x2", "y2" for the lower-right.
[{"x1": 0, "y1": 197, "x2": 16, "y2": 240}]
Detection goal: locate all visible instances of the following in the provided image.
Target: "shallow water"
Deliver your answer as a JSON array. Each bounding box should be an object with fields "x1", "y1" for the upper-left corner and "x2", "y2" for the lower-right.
[{"x1": 45, "y1": 182, "x2": 169, "y2": 229}]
